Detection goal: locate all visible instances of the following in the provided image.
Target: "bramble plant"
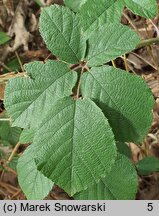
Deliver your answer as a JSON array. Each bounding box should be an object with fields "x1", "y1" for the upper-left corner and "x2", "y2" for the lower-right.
[{"x1": 3, "y1": 0, "x2": 158, "y2": 199}]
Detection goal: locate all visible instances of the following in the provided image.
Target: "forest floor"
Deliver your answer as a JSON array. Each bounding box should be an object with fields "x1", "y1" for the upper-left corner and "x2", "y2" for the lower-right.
[{"x1": 0, "y1": 0, "x2": 159, "y2": 200}]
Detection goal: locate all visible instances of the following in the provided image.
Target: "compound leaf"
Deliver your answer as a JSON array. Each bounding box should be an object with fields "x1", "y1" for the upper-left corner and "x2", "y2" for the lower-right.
[
  {"x1": 17, "y1": 145, "x2": 54, "y2": 200},
  {"x1": 81, "y1": 66, "x2": 154, "y2": 142},
  {"x1": 34, "y1": 97, "x2": 117, "y2": 196},
  {"x1": 64, "y1": 0, "x2": 87, "y2": 12},
  {"x1": 74, "y1": 153, "x2": 138, "y2": 200},
  {"x1": 125, "y1": 0, "x2": 158, "y2": 19},
  {"x1": 40, "y1": 5, "x2": 86, "y2": 63},
  {"x1": 136, "y1": 156, "x2": 159, "y2": 176},
  {"x1": 86, "y1": 23, "x2": 140, "y2": 66},
  {"x1": 4, "y1": 60, "x2": 77, "y2": 129}
]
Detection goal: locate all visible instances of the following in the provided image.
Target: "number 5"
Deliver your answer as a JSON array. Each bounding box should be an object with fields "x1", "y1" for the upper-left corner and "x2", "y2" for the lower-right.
[{"x1": 147, "y1": 203, "x2": 153, "y2": 211}]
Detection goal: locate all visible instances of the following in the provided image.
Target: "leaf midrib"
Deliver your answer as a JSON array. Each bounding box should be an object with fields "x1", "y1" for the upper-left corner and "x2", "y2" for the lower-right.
[
  {"x1": 44, "y1": 10, "x2": 80, "y2": 62},
  {"x1": 82, "y1": 0, "x2": 118, "y2": 34},
  {"x1": 14, "y1": 71, "x2": 71, "y2": 124}
]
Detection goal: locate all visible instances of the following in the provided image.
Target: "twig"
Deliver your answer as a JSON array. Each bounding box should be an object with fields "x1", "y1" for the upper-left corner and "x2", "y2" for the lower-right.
[
  {"x1": 1, "y1": 163, "x2": 17, "y2": 175},
  {"x1": 0, "y1": 118, "x2": 11, "y2": 121},
  {"x1": 10, "y1": 189, "x2": 22, "y2": 200},
  {"x1": 0, "y1": 72, "x2": 26, "y2": 83},
  {"x1": 111, "y1": 60, "x2": 117, "y2": 68},
  {"x1": 0, "y1": 61, "x2": 12, "y2": 72},
  {"x1": 0, "y1": 182, "x2": 18, "y2": 194},
  {"x1": 15, "y1": 51, "x2": 24, "y2": 72},
  {"x1": 130, "y1": 52, "x2": 157, "y2": 71},
  {"x1": 123, "y1": 54, "x2": 129, "y2": 72},
  {"x1": 123, "y1": 11, "x2": 142, "y2": 37},
  {"x1": 7, "y1": 142, "x2": 20, "y2": 164},
  {"x1": 136, "y1": 37, "x2": 159, "y2": 48}
]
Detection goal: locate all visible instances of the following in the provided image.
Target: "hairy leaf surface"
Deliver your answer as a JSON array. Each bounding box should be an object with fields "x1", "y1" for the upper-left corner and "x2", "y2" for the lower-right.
[
  {"x1": 34, "y1": 97, "x2": 116, "y2": 195},
  {"x1": 40, "y1": 5, "x2": 86, "y2": 63},
  {"x1": 74, "y1": 153, "x2": 137, "y2": 199},
  {"x1": 17, "y1": 146, "x2": 54, "y2": 200},
  {"x1": 4, "y1": 60, "x2": 77, "y2": 128},
  {"x1": 86, "y1": 23, "x2": 140, "y2": 66},
  {"x1": 81, "y1": 66, "x2": 154, "y2": 142}
]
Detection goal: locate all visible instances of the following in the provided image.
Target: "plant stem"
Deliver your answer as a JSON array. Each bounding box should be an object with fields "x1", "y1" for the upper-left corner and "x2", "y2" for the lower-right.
[
  {"x1": 0, "y1": 72, "x2": 26, "y2": 83},
  {"x1": 75, "y1": 67, "x2": 85, "y2": 99},
  {"x1": 136, "y1": 37, "x2": 159, "y2": 49},
  {"x1": 0, "y1": 118, "x2": 11, "y2": 121},
  {"x1": 111, "y1": 60, "x2": 116, "y2": 68},
  {"x1": 123, "y1": 11, "x2": 141, "y2": 37},
  {"x1": 7, "y1": 142, "x2": 21, "y2": 164},
  {"x1": 15, "y1": 51, "x2": 24, "y2": 72},
  {"x1": 123, "y1": 54, "x2": 129, "y2": 72}
]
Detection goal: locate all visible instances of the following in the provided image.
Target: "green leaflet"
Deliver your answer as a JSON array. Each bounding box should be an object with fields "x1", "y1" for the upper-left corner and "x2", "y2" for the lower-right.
[
  {"x1": 0, "y1": 121, "x2": 21, "y2": 146},
  {"x1": 0, "y1": 31, "x2": 11, "y2": 45},
  {"x1": 136, "y1": 156, "x2": 159, "y2": 176},
  {"x1": 4, "y1": 60, "x2": 77, "y2": 129},
  {"x1": 105, "y1": 0, "x2": 125, "y2": 23},
  {"x1": 64, "y1": 0, "x2": 87, "y2": 12},
  {"x1": 74, "y1": 153, "x2": 138, "y2": 200},
  {"x1": 34, "y1": 97, "x2": 117, "y2": 196},
  {"x1": 78, "y1": 0, "x2": 157, "y2": 38},
  {"x1": 81, "y1": 66, "x2": 154, "y2": 143},
  {"x1": 39, "y1": 5, "x2": 86, "y2": 64},
  {"x1": 86, "y1": 23, "x2": 140, "y2": 66},
  {"x1": 79, "y1": 0, "x2": 121, "y2": 37},
  {"x1": 17, "y1": 145, "x2": 54, "y2": 200},
  {"x1": 125, "y1": 0, "x2": 158, "y2": 19},
  {"x1": 19, "y1": 129, "x2": 35, "y2": 144}
]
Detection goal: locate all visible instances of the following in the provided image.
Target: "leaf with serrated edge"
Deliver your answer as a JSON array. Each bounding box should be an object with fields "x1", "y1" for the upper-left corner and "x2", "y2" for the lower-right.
[
  {"x1": 34, "y1": 97, "x2": 116, "y2": 196},
  {"x1": 78, "y1": 0, "x2": 124, "y2": 37},
  {"x1": 125, "y1": 0, "x2": 158, "y2": 19},
  {"x1": 81, "y1": 66, "x2": 154, "y2": 143},
  {"x1": 86, "y1": 23, "x2": 140, "y2": 67},
  {"x1": 4, "y1": 60, "x2": 77, "y2": 129},
  {"x1": 40, "y1": 5, "x2": 86, "y2": 63},
  {"x1": 17, "y1": 146, "x2": 53, "y2": 200},
  {"x1": 74, "y1": 153, "x2": 138, "y2": 200}
]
